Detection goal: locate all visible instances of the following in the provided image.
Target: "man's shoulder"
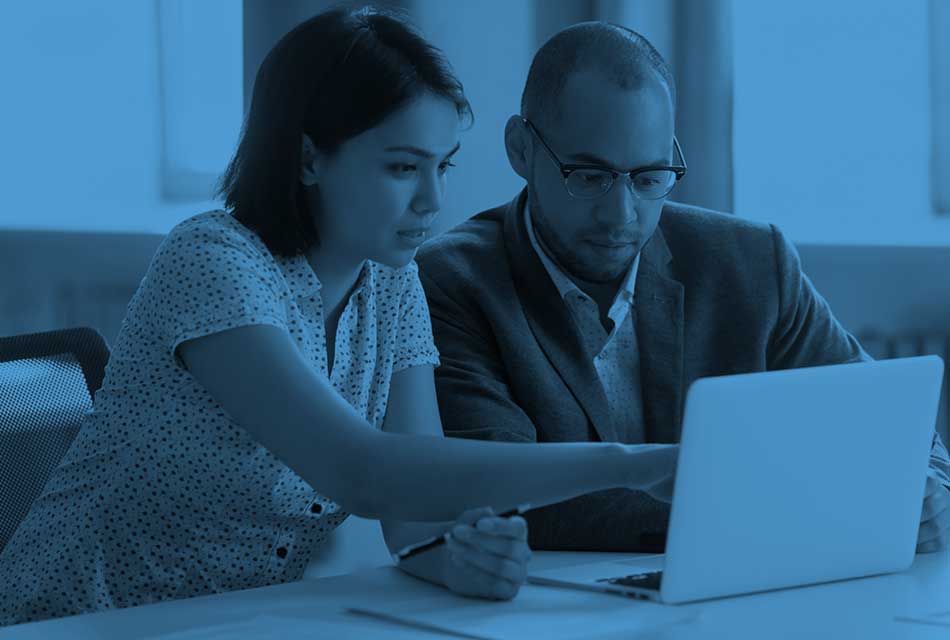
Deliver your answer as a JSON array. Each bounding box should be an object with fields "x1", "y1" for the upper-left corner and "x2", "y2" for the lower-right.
[
  {"x1": 417, "y1": 203, "x2": 509, "y2": 278},
  {"x1": 660, "y1": 201, "x2": 774, "y2": 245},
  {"x1": 659, "y1": 202, "x2": 779, "y2": 269}
]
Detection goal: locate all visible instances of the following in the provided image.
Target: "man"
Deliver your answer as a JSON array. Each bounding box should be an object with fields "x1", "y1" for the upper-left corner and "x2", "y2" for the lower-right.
[{"x1": 416, "y1": 22, "x2": 950, "y2": 553}]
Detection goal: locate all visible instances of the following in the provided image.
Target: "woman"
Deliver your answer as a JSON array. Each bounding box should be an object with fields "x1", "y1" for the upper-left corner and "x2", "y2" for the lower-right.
[{"x1": 0, "y1": 6, "x2": 676, "y2": 625}]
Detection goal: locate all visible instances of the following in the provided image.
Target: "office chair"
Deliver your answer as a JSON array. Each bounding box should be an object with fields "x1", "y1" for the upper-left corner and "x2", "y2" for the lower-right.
[{"x1": 0, "y1": 327, "x2": 109, "y2": 553}]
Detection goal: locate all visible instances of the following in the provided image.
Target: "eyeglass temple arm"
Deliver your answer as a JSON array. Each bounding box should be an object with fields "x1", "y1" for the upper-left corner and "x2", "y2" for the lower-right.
[
  {"x1": 525, "y1": 115, "x2": 687, "y2": 176},
  {"x1": 673, "y1": 136, "x2": 687, "y2": 173}
]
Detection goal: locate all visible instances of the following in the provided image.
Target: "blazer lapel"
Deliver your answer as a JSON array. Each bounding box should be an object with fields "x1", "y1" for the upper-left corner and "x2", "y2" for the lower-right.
[
  {"x1": 635, "y1": 224, "x2": 686, "y2": 443},
  {"x1": 504, "y1": 191, "x2": 617, "y2": 443}
]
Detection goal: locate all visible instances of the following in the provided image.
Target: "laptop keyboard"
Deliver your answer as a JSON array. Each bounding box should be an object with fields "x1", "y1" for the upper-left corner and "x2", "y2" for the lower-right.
[{"x1": 597, "y1": 570, "x2": 663, "y2": 591}]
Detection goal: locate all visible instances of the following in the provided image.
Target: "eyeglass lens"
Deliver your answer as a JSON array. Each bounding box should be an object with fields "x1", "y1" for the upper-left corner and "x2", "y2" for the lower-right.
[{"x1": 565, "y1": 168, "x2": 678, "y2": 199}]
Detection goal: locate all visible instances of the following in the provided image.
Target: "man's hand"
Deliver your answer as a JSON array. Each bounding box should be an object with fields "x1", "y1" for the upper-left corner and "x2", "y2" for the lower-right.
[
  {"x1": 442, "y1": 507, "x2": 532, "y2": 601},
  {"x1": 917, "y1": 472, "x2": 950, "y2": 553}
]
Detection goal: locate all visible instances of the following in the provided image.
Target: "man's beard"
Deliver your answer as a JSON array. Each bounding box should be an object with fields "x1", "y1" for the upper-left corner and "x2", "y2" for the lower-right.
[{"x1": 527, "y1": 184, "x2": 635, "y2": 284}]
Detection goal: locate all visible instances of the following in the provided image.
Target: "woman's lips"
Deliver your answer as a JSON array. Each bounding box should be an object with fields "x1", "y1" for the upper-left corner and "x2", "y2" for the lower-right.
[{"x1": 396, "y1": 229, "x2": 428, "y2": 248}]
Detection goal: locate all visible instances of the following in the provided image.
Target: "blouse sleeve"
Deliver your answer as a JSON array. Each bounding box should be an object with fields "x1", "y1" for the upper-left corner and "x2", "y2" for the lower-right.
[
  {"x1": 392, "y1": 262, "x2": 441, "y2": 373},
  {"x1": 136, "y1": 216, "x2": 290, "y2": 355}
]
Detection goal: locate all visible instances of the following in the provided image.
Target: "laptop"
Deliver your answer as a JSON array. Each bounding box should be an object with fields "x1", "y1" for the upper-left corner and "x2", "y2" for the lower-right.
[{"x1": 530, "y1": 356, "x2": 945, "y2": 604}]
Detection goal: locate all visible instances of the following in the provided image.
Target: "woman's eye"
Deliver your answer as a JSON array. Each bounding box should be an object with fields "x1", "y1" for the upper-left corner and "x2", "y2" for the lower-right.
[
  {"x1": 388, "y1": 163, "x2": 417, "y2": 175},
  {"x1": 438, "y1": 161, "x2": 456, "y2": 174}
]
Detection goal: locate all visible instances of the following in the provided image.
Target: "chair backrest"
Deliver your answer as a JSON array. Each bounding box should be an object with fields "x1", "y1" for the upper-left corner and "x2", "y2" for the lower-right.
[{"x1": 0, "y1": 328, "x2": 110, "y2": 553}]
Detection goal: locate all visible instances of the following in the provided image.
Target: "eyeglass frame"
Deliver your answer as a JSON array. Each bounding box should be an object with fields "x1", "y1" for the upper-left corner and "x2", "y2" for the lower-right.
[{"x1": 521, "y1": 117, "x2": 688, "y2": 200}]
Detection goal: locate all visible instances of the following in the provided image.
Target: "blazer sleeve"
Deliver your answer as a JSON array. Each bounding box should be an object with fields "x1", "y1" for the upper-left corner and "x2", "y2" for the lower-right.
[
  {"x1": 766, "y1": 224, "x2": 870, "y2": 368},
  {"x1": 419, "y1": 264, "x2": 671, "y2": 551},
  {"x1": 417, "y1": 266, "x2": 536, "y2": 442},
  {"x1": 767, "y1": 225, "x2": 950, "y2": 491}
]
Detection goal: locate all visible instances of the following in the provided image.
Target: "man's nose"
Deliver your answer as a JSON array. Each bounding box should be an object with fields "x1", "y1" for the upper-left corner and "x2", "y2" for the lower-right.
[{"x1": 595, "y1": 177, "x2": 640, "y2": 227}]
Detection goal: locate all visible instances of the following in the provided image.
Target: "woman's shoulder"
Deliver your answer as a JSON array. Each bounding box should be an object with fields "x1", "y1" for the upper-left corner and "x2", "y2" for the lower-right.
[
  {"x1": 142, "y1": 210, "x2": 288, "y2": 299},
  {"x1": 128, "y1": 210, "x2": 293, "y2": 336},
  {"x1": 165, "y1": 210, "x2": 268, "y2": 253},
  {"x1": 154, "y1": 210, "x2": 281, "y2": 273}
]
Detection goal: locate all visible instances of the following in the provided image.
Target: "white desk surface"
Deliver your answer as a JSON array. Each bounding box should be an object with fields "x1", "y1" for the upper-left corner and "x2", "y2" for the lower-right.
[{"x1": 2, "y1": 550, "x2": 949, "y2": 640}]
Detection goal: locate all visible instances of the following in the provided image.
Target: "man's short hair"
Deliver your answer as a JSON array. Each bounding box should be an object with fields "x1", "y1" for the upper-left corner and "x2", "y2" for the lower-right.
[{"x1": 521, "y1": 22, "x2": 676, "y2": 128}]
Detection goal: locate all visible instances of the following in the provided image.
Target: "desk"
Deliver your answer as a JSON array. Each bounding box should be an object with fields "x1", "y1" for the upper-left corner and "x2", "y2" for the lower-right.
[{"x1": 2, "y1": 551, "x2": 949, "y2": 640}]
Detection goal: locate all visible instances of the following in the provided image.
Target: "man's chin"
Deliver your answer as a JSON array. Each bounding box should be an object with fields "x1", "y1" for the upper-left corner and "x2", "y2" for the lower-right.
[
  {"x1": 573, "y1": 248, "x2": 638, "y2": 282},
  {"x1": 572, "y1": 262, "x2": 633, "y2": 284}
]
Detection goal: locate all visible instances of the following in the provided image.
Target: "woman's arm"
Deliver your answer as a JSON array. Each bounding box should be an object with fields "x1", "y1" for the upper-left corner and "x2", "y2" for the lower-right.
[
  {"x1": 178, "y1": 324, "x2": 675, "y2": 521},
  {"x1": 379, "y1": 365, "x2": 532, "y2": 599},
  {"x1": 378, "y1": 364, "x2": 453, "y2": 583}
]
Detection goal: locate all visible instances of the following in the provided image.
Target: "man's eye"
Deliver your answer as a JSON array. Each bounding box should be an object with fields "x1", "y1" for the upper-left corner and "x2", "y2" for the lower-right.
[{"x1": 575, "y1": 171, "x2": 606, "y2": 184}]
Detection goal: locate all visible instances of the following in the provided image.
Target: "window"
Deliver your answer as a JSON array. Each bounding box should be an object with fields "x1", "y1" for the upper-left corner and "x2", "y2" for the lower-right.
[
  {"x1": 931, "y1": 0, "x2": 950, "y2": 214},
  {"x1": 156, "y1": 0, "x2": 243, "y2": 201}
]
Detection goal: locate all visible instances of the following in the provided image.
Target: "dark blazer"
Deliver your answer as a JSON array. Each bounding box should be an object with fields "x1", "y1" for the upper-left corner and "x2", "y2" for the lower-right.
[{"x1": 416, "y1": 190, "x2": 868, "y2": 551}]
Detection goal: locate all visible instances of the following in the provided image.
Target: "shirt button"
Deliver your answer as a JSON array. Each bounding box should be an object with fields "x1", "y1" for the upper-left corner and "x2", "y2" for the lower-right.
[
  {"x1": 310, "y1": 503, "x2": 323, "y2": 514},
  {"x1": 276, "y1": 546, "x2": 288, "y2": 559}
]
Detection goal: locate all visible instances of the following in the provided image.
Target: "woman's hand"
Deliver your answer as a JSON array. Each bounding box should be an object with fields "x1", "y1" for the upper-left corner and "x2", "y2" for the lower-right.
[
  {"x1": 441, "y1": 507, "x2": 532, "y2": 601},
  {"x1": 624, "y1": 443, "x2": 680, "y2": 503}
]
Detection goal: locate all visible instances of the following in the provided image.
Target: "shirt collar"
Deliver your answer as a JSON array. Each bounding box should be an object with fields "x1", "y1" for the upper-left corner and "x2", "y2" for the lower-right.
[
  {"x1": 523, "y1": 197, "x2": 640, "y2": 310},
  {"x1": 276, "y1": 253, "x2": 322, "y2": 298},
  {"x1": 275, "y1": 253, "x2": 373, "y2": 301}
]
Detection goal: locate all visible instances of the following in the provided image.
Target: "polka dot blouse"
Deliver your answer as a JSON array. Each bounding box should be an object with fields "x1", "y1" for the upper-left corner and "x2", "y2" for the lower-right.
[{"x1": 0, "y1": 211, "x2": 440, "y2": 626}]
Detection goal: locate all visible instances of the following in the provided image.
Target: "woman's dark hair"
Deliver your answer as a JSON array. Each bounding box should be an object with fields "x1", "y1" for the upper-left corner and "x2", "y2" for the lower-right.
[{"x1": 218, "y1": 6, "x2": 472, "y2": 256}]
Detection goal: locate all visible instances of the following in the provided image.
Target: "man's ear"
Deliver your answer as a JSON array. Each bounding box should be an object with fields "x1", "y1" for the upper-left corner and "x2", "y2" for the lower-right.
[
  {"x1": 504, "y1": 115, "x2": 531, "y2": 181},
  {"x1": 300, "y1": 134, "x2": 325, "y2": 186}
]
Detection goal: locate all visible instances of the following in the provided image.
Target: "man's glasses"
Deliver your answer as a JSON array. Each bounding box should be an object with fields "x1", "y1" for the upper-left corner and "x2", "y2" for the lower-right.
[{"x1": 522, "y1": 118, "x2": 687, "y2": 201}]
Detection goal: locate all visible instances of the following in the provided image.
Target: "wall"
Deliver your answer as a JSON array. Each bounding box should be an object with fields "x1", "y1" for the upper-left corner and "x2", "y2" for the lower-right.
[
  {"x1": 409, "y1": 0, "x2": 534, "y2": 235},
  {"x1": 733, "y1": 0, "x2": 950, "y2": 245},
  {"x1": 5, "y1": 1, "x2": 945, "y2": 246},
  {"x1": 0, "y1": 1, "x2": 242, "y2": 234}
]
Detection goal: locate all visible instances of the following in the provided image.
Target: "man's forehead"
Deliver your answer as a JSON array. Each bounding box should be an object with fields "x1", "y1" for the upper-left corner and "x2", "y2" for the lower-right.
[
  {"x1": 543, "y1": 72, "x2": 674, "y2": 164},
  {"x1": 555, "y1": 69, "x2": 673, "y2": 124}
]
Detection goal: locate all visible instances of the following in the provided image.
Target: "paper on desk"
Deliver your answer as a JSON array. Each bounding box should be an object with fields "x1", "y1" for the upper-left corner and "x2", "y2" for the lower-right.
[
  {"x1": 141, "y1": 615, "x2": 284, "y2": 639},
  {"x1": 139, "y1": 614, "x2": 364, "y2": 640},
  {"x1": 895, "y1": 609, "x2": 950, "y2": 628},
  {"x1": 344, "y1": 583, "x2": 700, "y2": 640}
]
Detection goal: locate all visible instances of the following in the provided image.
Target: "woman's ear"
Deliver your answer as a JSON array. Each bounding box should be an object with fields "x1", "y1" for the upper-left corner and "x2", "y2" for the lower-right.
[
  {"x1": 300, "y1": 134, "x2": 324, "y2": 186},
  {"x1": 504, "y1": 115, "x2": 531, "y2": 181}
]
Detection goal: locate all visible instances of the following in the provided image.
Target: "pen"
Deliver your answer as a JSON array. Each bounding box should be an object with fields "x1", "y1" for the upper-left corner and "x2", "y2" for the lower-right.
[{"x1": 391, "y1": 504, "x2": 532, "y2": 563}]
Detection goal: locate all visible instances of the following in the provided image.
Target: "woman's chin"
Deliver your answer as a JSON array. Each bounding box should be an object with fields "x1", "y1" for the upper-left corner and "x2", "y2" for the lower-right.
[{"x1": 371, "y1": 247, "x2": 419, "y2": 269}]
